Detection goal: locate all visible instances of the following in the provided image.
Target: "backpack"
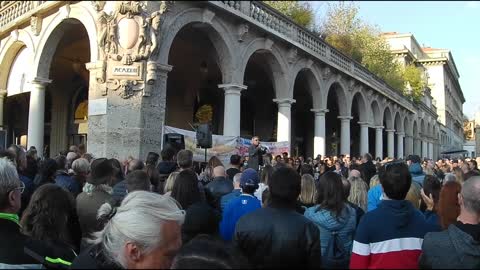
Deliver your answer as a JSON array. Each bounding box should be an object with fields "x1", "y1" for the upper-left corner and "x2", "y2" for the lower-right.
[{"x1": 323, "y1": 231, "x2": 350, "y2": 269}]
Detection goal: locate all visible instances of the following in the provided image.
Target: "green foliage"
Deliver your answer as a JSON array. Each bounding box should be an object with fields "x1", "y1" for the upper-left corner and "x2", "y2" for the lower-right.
[
  {"x1": 319, "y1": 2, "x2": 425, "y2": 101},
  {"x1": 403, "y1": 64, "x2": 426, "y2": 103},
  {"x1": 263, "y1": 1, "x2": 315, "y2": 29}
]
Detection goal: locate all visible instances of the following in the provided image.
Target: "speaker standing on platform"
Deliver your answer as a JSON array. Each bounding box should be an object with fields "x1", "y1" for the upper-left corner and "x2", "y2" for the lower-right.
[{"x1": 247, "y1": 136, "x2": 267, "y2": 172}]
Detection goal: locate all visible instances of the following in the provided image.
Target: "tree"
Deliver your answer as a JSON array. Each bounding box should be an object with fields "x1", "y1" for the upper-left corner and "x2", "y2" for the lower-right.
[
  {"x1": 319, "y1": 2, "x2": 413, "y2": 97},
  {"x1": 263, "y1": 1, "x2": 315, "y2": 29},
  {"x1": 403, "y1": 64, "x2": 427, "y2": 103}
]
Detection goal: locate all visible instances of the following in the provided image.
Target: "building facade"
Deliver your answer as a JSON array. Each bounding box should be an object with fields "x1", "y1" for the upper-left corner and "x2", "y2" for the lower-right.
[
  {"x1": 0, "y1": 1, "x2": 442, "y2": 160},
  {"x1": 383, "y1": 32, "x2": 466, "y2": 155}
]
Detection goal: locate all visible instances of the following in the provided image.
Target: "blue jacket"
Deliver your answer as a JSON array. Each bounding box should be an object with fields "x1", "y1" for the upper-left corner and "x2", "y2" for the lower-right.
[
  {"x1": 55, "y1": 171, "x2": 81, "y2": 196},
  {"x1": 367, "y1": 184, "x2": 383, "y2": 212},
  {"x1": 304, "y1": 204, "x2": 356, "y2": 257},
  {"x1": 423, "y1": 210, "x2": 442, "y2": 231},
  {"x1": 220, "y1": 189, "x2": 241, "y2": 213},
  {"x1": 409, "y1": 163, "x2": 425, "y2": 187},
  {"x1": 112, "y1": 180, "x2": 127, "y2": 203},
  {"x1": 220, "y1": 194, "x2": 261, "y2": 241}
]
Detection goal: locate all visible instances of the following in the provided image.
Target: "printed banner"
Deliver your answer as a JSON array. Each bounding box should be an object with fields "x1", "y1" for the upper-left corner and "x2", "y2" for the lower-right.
[
  {"x1": 164, "y1": 126, "x2": 289, "y2": 163},
  {"x1": 164, "y1": 126, "x2": 238, "y2": 164}
]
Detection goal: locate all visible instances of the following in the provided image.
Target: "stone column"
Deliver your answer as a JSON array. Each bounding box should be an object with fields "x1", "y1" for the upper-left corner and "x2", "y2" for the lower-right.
[
  {"x1": 274, "y1": 98, "x2": 295, "y2": 144},
  {"x1": 218, "y1": 84, "x2": 247, "y2": 137},
  {"x1": 338, "y1": 116, "x2": 352, "y2": 156},
  {"x1": 0, "y1": 89, "x2": 7, "y2": 129},
  {"x1": 386, "y1": 129, "x2": 395, "y2": 158},
  {"x1": 359, "y1": 122, "x2": 369, "y2": 156},
  {"x1": 27, "y1": 77, "x2": 51, "y2": 156},
  {"x1": 375, "y1": 126, "x2": 384, "y2": 160},
  {"x1": 414, "y1": 137, "x2": 421, "y2": 156},
  {"x1": 311, "y1": 109, "x2": 328, "y2": 157},
  {"x1": 428, "y1": 141, "x2": 434, "y2": 160},
  {"x1": 397, "y1": 132, "x2": 405, "y2": 159},
  {"x1": 422, "y1": 139, "x2": 428, "y2": 159},
  {"x1": 405, "y1": 135, "x2": 414, "y2": 157}
]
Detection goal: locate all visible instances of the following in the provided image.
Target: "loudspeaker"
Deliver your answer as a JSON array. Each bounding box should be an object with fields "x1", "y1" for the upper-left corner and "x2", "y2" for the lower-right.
[
  {"x1": 163, "y1": 133, "x2": 185, "y2": 154},
  {"x1": 196, "y1": 124, "x2": 212, "y2": 149}
]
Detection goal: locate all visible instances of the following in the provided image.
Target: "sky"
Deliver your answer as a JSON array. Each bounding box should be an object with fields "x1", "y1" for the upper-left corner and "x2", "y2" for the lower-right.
[{"x1": 311, "y1": 1, "x2": 480, "y2": 120}]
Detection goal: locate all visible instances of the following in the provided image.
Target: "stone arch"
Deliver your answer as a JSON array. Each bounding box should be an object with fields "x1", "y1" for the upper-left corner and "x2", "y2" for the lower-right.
[
  {"x1": 290, "y1": 61, "x2": 322, "y2": 109},
  {"x1": 403, "y1": 116, "x2": 411, "y2": 136},
  {"x1": 413, "y1": 119, "x2": 419, "y2": 137},
  {"x1": 371, "y1": 100, "x2": 382, "y2": 126},
  {"x1": 0, "y1": 30, "x2": 36, "y2": 90},
  {"x1": 158, "y1": 8, "x2": 236, "y2": 84},
  {"x1": 240, "y1": 38, "x2": 289, "y2": 99},
  {"x1": 33, "y1": 3, "x2": 98, "y2": 79},
  {"x1": 324, "y1": 77, "x2": 349, "y2": 116},
  {"x1": 351, "y1": 91, "x2": 368, "y2": 122},
  {"x1": 383, "y1": 105, "x2": 394, "y2": 130},
  {"x1": 394, "y1": 112, "x2": 403, "y2": 132}
]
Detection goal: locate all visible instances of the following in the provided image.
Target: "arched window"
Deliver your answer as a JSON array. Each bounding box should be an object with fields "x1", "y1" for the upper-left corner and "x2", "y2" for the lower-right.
[{"x1": 6, "y1": 47, "x2": 28, "y2": 96}]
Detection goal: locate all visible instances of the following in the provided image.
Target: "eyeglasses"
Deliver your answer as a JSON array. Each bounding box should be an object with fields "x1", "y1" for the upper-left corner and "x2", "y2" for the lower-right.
[{"x1": 9, "y1": 181, "x2": 25, "y2": 194}]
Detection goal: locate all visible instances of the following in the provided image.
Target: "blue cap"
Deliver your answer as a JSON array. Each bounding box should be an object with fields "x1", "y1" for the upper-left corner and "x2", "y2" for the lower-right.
[{"x1": 240, "y1": 168, "x2": 259, "y2": 189}]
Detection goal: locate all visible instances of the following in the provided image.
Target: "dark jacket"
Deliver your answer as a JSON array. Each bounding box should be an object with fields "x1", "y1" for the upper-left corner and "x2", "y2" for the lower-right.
[
  {"x1": 233, "y1": 204, "x2": 322, "y2": 269},
  {"x1": 55, "y1": 170, "x2": 81, "y2": 196},
  {"x1": 205, "y1": 177, "x2": 234, "y2": 210},
  {"x1": 182, "y1": 202, "x2": 221, "y2": 245},
  {"x1": 112, "y1": 180, "x2": 127, "y2": 203},
  {"x1": 71, "y1": 244, "x2": 120, "y2": 269},
  {"x1": 0, "y1": 215, "x2": 38, "y2": 266},
  {"x1": 0, "y1": 215, "x2": 77, "y2": 269},
  {"x1": 157, "y1": 161, "x2": 177, "y2": 175},
  {"x1": 419, "y1": 222, "x2": 480, "y2": 269},
  {"x1": 226, "y1": 167, "x2": 241, "y2": 181},
  {"x1": 347, "y1": 201, "x2": 365, "y2": 228},
  {"x1": 360, "y1": 161, "x2": 376, "y2": 187},
  {"x1": 247, "y1": 145, "x2": 266, "y2": 171}
]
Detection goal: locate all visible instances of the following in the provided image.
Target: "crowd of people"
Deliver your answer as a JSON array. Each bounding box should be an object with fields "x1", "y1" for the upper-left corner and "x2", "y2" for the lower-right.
[{"x1": 0, "y1": 137, "x2": 479, "y2": 269}]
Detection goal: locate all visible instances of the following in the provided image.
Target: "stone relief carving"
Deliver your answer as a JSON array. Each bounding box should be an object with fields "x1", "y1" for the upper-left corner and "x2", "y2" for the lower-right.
[
  {"x1": 322, "y1": 67, "x2": 331, "y2": 81},
  {"x1": 94, "y1": 1, "x2": 171, "y2": 98},
  {"x1": 30, "y1": 15, "x2": 42, "y2": 36},
  {"x1": 237, "y1": 23, "x2": 249, "y2": 42},
  {"x1": 287, "y1": 48, "x2": 297, "y2": 64},
  {"x1": 348, "y1": 79, "x2": 355, "y2": 92}
]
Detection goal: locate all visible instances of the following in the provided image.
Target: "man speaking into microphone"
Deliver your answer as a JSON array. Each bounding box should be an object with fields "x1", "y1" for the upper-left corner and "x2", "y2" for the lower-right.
[{"x1": 247, "y1": 136, "x2": 267, "y2": 172}]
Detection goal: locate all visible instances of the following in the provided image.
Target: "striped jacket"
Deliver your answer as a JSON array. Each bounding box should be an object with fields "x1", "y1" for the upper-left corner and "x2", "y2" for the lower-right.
[{"x1": 350, "y1": 200, "x2": 439, "y2": 269}]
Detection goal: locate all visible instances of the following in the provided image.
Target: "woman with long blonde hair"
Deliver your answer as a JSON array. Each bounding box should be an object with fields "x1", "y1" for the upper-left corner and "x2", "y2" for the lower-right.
[
  {"x1": 347, "y1": 176, "x2": 368, "y2": 212},
  {"x1": 298, "y1": 174, "x2": 316, "y2": 211}
]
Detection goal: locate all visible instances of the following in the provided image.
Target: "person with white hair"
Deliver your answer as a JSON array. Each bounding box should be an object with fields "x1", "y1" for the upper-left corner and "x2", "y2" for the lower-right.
[
  {"x1": 205, "y1": 166, "x2": 233, "y2": 210},
  {"x1": 71, "y1": 191, "x2": 185, "y2": 269}
]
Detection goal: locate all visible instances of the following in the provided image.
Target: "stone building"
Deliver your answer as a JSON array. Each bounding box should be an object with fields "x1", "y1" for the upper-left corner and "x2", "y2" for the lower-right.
[
  {"x1": 383, "y1": 32, "x2": 466, "y2": 156},
  {"x1": 0, "y1": 1, "x2": 443, "y2": 160}
]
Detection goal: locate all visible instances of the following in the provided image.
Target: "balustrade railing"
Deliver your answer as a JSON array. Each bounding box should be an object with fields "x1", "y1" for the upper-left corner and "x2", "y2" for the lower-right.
[
  {"x1": 215, "y1": 1, "x2": 416, "y2": 111},
  {"x1": 0, "y1": 1, "x2": 48, "y2": 29}
]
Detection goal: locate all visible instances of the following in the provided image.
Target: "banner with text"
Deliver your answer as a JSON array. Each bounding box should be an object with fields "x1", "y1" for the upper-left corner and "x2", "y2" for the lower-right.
[{"x1": 164, "y1": 126, "x2": 289, "y2": 163}]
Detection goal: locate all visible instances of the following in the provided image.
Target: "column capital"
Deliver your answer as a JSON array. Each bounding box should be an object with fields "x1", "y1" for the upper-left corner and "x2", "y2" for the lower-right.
[
  {"x1": 396, "y1": 132, "x2": 406, "y2": 136},
  {"x1": 374, "y1": 125, "x2": 384, "y2": 130},
  {"x1": 218, "y1": 84, "x2": 247, "y2": 96},
  {"x1": 405, "y1": 134, "x2": 413, "y2": 138},
  {"x1": 337, "y1": 116, "x2": 353, "y2": 121},
  {"x1": 0, "y1": 89, "x2": 7, "y2": 98},
  {"x1": 273, "y1": 98, "x2": 296, "y2": 107},
  {"x1": 358, "y1": 121, "x2": 371, "y2": 127},
  {"x1": 311, "y1": 108, "x2": 328, "y2": 116},
  {"x1": 385, "y1": 129, "x2": 396, "y2": 133},
  {"x1": 30, "y1": 77, "x2": 51, "y2": 87},
  {"x1": 156, "y1": 63, "x2": 173, "y2": 75}
]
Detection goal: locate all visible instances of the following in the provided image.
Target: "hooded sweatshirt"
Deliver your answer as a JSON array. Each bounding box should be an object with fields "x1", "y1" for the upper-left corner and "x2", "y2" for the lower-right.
[
  {"x1": 409, "y1": 163, "x2": 425, "y2": 187},
  {"x1": 304, "y1": 204, "x2": 356, "y2": 257},
  {"x1": 419, "y1": 222, "x2": 480, "y2": 269},
  {"x1": 350, "y1": 200, "x2": 439, "y2": 269}
]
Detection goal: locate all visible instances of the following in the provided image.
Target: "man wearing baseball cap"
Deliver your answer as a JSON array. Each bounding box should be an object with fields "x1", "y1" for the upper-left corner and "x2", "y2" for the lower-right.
[{"x1": 219, "y1": 169, "x2": 261, "y2": 241}]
